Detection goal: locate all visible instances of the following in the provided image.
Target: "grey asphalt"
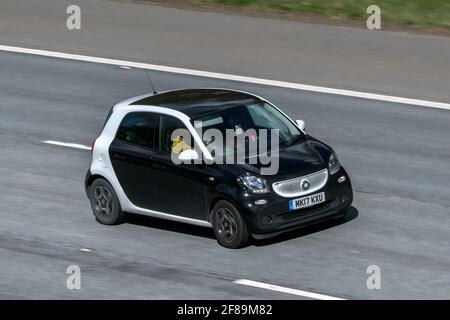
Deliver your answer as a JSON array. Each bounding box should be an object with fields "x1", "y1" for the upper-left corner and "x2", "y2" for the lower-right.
[
  {"x1": 0, "y1": 51, "x2": 449, "y2": 299},
  {"x1": 1, "y1": 0, "x2": 450, "y2": 102}
]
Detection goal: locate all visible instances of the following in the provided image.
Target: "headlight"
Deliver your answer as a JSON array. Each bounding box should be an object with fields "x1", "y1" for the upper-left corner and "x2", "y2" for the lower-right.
[
  {"x1": 328, "y1": 152, "x2": 341, "y2": 175},
  {"x1": 238, "y1": 174, "x2": 269, "y2": 194}
]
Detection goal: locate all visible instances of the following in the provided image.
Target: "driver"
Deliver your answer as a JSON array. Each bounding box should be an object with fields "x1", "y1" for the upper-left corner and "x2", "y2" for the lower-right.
[{"x1": 171, "y1": 135, "x2": 191, "y2": 154}]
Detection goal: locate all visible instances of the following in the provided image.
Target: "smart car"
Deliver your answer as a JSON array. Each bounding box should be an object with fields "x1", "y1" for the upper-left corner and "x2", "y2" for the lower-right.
[{"x1": 85, "y1": 88, "x2": 353, "y2": 248}]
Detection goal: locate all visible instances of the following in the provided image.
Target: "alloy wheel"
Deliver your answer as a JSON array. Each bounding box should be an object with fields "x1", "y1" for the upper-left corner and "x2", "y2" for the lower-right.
[
  {"x1": 215, "y1": 208, "x2": 238, "y2": 242},
  {"x1": 93, "y1": 185, "x2": 113, "y2": 217}
]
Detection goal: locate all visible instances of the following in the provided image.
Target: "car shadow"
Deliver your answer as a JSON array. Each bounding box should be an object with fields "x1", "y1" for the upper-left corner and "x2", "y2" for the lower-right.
[
  {"x1": 124, "y1": 206, "x2": 358, "y2": 247},
  {"x1": 251, "y1": 206, "x2": 359, "y2": 247}
]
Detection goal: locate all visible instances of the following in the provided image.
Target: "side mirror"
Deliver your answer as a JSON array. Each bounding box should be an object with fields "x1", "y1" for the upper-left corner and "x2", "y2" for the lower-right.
[
  {"x1": 178, "y1": 149, "x2": 199, "y2": 162},
  {"x1": 296, "y1": 119, "x2": 306, "y2": 131}
]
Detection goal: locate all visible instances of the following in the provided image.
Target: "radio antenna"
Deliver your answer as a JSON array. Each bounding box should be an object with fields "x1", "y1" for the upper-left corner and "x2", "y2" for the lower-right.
[{"x1": 144, "y1": 69, "x2": 158, "y2": 95}]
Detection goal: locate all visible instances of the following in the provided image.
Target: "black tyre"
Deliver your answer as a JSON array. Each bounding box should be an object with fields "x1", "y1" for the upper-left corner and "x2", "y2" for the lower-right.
[
  {"x1": 89, "y1": 178, "x2": 124, "y2": 225},
  {"x1": 211, "y1": 200, "x2": 250, "y2": 249}
]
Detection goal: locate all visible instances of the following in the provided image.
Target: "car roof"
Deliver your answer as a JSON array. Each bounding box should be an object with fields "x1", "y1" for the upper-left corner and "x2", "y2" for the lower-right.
[{"x1": 130, "y1": 88, "x2": 261, "y2": 118}]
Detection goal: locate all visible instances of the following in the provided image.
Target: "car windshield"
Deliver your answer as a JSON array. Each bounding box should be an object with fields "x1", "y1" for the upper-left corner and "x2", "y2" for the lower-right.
[{"x1": 191, "y1": 101, "x2": 304, "y2": 157}]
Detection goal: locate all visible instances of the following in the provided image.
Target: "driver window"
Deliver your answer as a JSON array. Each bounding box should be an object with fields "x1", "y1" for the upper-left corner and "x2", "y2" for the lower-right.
[{"x1": 160, "y1": 115, "x2": 192, "y2": 154}]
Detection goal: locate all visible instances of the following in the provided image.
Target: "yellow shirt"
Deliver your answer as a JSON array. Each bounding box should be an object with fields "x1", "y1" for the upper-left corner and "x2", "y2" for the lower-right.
[{"x1": 171, "y1": 136, "x2": 191, "y2": 154}]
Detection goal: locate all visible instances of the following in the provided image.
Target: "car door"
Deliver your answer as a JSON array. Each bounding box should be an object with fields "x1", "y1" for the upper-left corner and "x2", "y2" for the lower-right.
[
  {"x1": 109, "y1": 111, "x2": 159, "y2": 209},
  {"x1": 150, "y1": 114, "x2": 209, "y2": 220}
]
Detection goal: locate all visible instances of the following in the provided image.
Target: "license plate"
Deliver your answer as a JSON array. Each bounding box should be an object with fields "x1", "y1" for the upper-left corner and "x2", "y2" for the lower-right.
[{"x1": 288, "y1": 192, "x2": 325, "y2": 211}]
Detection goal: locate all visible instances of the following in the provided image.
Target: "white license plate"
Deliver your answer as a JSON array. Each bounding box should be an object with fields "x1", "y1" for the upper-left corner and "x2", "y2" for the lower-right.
[{"x1": 288, "y1": 192, "x2": 325, "y2": 211}]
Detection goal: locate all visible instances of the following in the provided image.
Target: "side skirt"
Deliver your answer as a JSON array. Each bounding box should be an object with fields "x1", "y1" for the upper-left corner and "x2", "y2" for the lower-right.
[{"x1": 128, "y1": 206, "x2": 212, "y2": 228}]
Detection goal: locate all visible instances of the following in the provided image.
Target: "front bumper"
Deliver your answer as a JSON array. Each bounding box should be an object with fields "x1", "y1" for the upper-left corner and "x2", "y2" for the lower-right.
[{"x1": 235, "y1": 168, "x2": 353, "y2": 235}]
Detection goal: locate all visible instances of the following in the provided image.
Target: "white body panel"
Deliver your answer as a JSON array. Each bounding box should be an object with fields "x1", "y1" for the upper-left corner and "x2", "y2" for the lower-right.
[{"x1": 90, "y1": 97, "x2": 212, "y2": 227}]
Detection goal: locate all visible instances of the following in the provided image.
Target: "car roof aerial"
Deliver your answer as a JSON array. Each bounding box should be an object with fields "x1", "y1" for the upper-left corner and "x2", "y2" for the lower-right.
[{"x1": 130, "y1": 88, "x2": 261, "y2": 118}]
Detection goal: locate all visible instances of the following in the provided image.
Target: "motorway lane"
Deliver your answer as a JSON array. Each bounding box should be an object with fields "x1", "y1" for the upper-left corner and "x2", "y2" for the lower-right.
[
  {"x1": 0, "y1": 52, "x2": 449, "y2": 299},
  {"x1": 1, "y1": 0, "x2": 450, "y2": 102}
]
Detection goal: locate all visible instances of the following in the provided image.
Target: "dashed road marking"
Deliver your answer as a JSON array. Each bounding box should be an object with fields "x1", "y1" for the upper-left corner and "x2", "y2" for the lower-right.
[
  {"x1": 43, "y1": 140, "x2": 91, "y2": 151},
  {"x1": 234, "y1": 279, "x2": 345, "y2": 300}
]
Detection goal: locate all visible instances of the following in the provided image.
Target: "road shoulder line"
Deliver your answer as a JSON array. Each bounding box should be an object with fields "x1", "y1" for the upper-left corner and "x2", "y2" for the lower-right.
[{"x1": 1, "y1": 45, "x2": 449, "y2": 110}]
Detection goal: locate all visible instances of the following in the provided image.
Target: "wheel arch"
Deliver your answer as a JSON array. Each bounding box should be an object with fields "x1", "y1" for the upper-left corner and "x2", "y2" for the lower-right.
[
  {"x1": 207, "y1": 195, "x2": 245, "y2": 223},
  {"x1": 86, "y1": 174, "x2": 112, "y2": 194}
]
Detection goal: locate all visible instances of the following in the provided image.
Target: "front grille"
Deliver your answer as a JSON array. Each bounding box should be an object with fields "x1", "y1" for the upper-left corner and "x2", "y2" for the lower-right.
[{"x1": 272, "y1": 169, "x2": 328, "y2": 198}]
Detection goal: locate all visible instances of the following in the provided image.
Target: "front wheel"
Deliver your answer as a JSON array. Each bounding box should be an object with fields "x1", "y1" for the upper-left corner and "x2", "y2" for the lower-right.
[
  {"x1": 211, "y1": 200, "x2": 250, "y2": 249},
  {"x1": 89, "y1": 178, "x2": 124, "y2": 225}
]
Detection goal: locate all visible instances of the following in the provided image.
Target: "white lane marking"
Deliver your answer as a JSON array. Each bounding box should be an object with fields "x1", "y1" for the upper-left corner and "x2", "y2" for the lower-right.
[
  {"x1": 43, "y1": 140, "x2": 91, "y2": 151},
  {"x1": 234, "y1": 279, "x2": 345, "y2": 300},
  {"x1": 1, "y1": 45, "x2": 449, "y2": 111}
]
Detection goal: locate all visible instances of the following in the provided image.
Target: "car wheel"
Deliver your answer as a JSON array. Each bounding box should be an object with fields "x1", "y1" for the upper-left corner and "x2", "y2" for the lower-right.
[
  {"x1": 211, "y1": 200, "x2": 249, "y2": 249},
  {"x1": 89, "y1": 178, "x2": 124, "y2": 225}
]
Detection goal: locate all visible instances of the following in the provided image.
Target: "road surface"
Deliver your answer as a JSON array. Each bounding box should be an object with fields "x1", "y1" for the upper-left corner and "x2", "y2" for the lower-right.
[{"x1": 0, "y1": 51, "x2": 449, "y2": 299}]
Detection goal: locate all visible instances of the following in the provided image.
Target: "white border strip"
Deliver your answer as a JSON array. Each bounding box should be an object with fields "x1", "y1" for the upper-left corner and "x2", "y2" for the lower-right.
[
  {"x1": 43, "y1": 140, "x2": 91, "y2": 151},
  {"x1": 1, "y1": 45, "x2": 449, "y2": 111},
  {"x1": 234, "y1": 279, "x2": 345, "y2": 300}
]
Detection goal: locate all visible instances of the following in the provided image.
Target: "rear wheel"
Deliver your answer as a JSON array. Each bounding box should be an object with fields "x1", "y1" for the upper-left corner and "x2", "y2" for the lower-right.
[
  {"x1": 89, "y1": 178, "x2": 124, "y2": 225},
  {"x1": 211, "y1": 200, "x2": 249, "y2": 249}
]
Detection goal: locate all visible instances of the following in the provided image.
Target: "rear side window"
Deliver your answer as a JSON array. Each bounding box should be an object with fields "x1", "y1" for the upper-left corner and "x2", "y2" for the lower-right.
[{"x1": 116, "y1": 112, "x2": 158, "y2": 149}]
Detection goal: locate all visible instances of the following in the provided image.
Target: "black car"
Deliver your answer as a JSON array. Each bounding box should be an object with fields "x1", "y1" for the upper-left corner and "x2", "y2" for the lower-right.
[{"x1": 85, "y1": 88, "x2": 353, "y2": 248}]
